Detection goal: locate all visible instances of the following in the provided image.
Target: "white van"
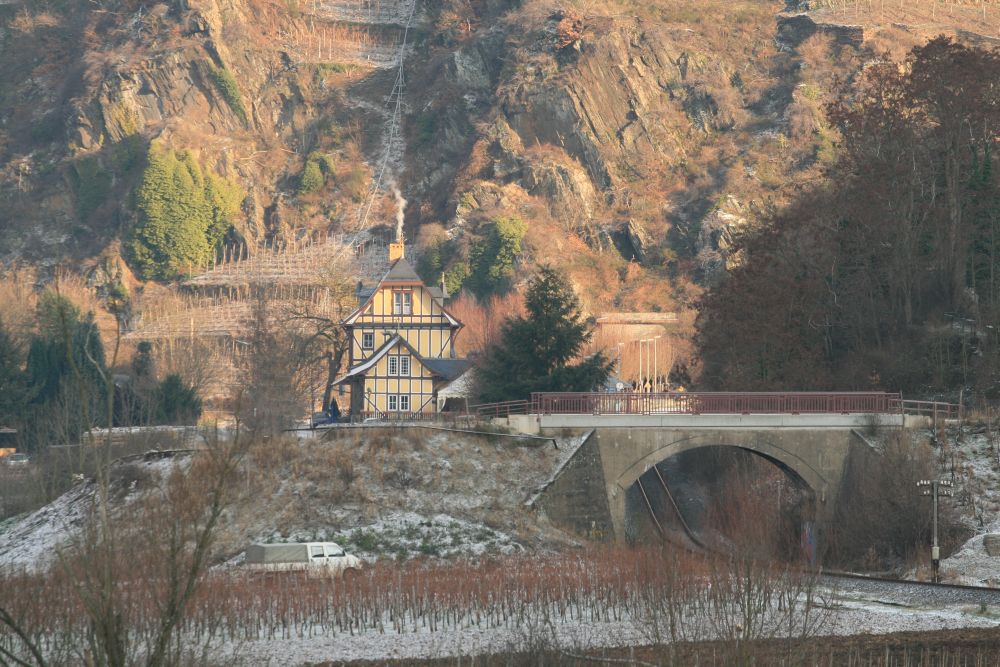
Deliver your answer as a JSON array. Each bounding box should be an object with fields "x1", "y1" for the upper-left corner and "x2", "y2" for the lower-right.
[{"x1": 243, "y1": 542, "x2": 362, "y2": 577}]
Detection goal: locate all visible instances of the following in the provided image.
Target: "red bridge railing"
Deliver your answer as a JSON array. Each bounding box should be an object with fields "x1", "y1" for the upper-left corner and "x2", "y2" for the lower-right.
[{"x1": 523, "y1": 392, "x2": 959, "y2": 418}]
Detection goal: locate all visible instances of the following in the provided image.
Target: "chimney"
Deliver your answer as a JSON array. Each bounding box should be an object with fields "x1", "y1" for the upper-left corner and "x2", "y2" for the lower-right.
[{"x1": 389, "y1": 242, "x2": 405, "y2": 263}]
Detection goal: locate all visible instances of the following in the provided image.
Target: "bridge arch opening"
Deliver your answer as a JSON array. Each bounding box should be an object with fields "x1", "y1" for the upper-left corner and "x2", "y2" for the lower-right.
[{"x1": 623, "y1": 445, "x2": 817, "y2": 562}]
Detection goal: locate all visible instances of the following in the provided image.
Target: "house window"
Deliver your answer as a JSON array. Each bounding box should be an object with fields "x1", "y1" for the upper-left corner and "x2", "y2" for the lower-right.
[
  {"x1": 361, "y1": 332, "x2": 374, "y2": 350},
  {"x1": 388, "y1": 395, "x2": 398, "y2": 411},
  {"x1": 399, "y1": 395, "x2": 410, "y2": 412},
  {"x1": 393, "y1": 290, "x2": 412, "y2": 315},
  {"x1": 399, "y1": 355, "x2": 410, "y2": 376},
  {"x1": 387, "y1": 355, "x2": 398, "y2": 376}
]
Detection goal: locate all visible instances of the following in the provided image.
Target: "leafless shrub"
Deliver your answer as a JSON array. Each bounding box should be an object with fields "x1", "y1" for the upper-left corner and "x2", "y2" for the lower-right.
[
  {"x1": 383, "y1": 459, "x2": 416, "y2": 489},
  {"x1": 827, "y1": 431, "x2": 970, "y2": 572},
  {"x1": 1, "y1": 427, "x2": 250, "y2": 667}
]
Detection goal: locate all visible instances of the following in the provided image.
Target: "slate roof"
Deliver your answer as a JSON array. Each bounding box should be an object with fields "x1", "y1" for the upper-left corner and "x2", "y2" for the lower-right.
[
  {"x1": 382, "y1": 257, "x2": 422, "y2": 282},
  {"x1": 342, "y1": 254, "x2": 462, "y2": 326},
  {"x1": 421, "y1": 357, "x2": 472, "y2": 382}
]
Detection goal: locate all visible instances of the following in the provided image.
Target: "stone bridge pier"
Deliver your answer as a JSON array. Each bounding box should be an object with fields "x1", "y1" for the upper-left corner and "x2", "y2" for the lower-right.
[{"x1": 527, "y1": 413, "x2": 912, "y2": 545}]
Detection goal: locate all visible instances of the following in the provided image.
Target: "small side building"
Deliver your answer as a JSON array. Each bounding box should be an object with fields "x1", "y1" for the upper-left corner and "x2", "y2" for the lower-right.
[{"x1": 334, "y1": 244, "x2": 471, "y2": 418}]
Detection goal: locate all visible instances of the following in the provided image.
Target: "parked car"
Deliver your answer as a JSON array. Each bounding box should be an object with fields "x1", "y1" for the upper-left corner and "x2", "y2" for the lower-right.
[
  {"x1": 243, "y1": 542, "x2": 362, "y2": 577},
  {"x1": 4, "y1": 453, "x2": 29, "y2": 466}
]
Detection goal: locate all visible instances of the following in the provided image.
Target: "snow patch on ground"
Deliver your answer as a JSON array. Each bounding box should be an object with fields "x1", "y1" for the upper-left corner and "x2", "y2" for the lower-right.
[
  {"x1": 234, "y1": 511, "x2": 520, "y2": 563},
  {"x1": 0, "y1": 481, "x2": 93, "y2": 573},
  {"x1": 0, "y1": 456, "x2": 190, "y2": 572},
  {"x1": 938, "y1": 429, "x2": 1000, "y2": 585},
  {"x1": 338, "y1": 512, "x2": 521, "y2": 560}
]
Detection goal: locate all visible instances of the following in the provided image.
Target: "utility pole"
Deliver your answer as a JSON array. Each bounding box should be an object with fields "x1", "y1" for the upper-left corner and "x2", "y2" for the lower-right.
[{"x1": 917, "y1": 479, "x2": 953, "y2": 583}]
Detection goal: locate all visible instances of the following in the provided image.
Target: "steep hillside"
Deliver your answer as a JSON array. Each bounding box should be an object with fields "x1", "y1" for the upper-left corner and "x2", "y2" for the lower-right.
[
  {"x1": 0, "y1": 0, "x2": 414, "y2": 263},
  {"x1": 4, "y1": 0, "x2": 1000, "y2": 343}
]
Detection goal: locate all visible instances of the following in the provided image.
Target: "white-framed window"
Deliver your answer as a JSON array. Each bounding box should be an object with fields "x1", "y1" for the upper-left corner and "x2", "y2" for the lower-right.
[
  {"x1": 361, "y1": 332, "x2": 374, "y2": 350},
  {"x1": 399, "y1": 355, "x2": 410, "y2": 376},
  {"x1": 393, "y1": 290, "x2": 413, "y2": 315},
  {"x1": 388, "y1": 395, "x2": 398, "y2": 411},
  {"x1": 399, "y1": 395, "x2": 410, "y2": 412},
  {"x1": 387, "y1": 355, "x2": 399, "y2": 376}
]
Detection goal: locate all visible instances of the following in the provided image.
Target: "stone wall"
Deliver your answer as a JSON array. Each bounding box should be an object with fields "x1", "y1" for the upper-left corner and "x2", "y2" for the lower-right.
[{"x1": 532, "y1": 431, "x2": 615, "y2": 542}]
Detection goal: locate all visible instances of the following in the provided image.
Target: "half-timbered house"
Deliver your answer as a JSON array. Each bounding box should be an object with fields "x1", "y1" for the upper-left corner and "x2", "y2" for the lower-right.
[{"x1": 334, "y1": 243, "x2": 470, "y2": 418}]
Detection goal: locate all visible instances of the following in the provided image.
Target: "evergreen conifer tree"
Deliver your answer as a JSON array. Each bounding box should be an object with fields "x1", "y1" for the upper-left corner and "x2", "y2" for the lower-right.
[
  {"x1": 298, "y1": 159, "x2": 324, "y2": 194},
  {"x1": 0, "y1": 317, "x2": 30, "y2": 429},
  {"x1": 154, "y1": 374, "x2": 202, "y2": 425},
  {"x1": 26, "y1": 292, "x2": 108, "y2": 433},
  {"x1": 476, "y1": 266, "x2": 612, "y2": 402}
]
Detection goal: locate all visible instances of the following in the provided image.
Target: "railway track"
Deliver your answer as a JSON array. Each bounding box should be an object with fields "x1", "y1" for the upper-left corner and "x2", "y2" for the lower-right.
[
  {"x1": 820, "y1": 571, "x2": 1000, "y2": 606},
  {"x1": 634, "y1": 468, "x2": 1000, "y2": 607}
]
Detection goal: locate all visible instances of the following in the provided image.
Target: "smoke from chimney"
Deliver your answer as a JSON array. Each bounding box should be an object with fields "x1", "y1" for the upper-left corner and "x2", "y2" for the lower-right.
[{"x1": 392, "y1": 184, "x2": 406, "y2": 242}]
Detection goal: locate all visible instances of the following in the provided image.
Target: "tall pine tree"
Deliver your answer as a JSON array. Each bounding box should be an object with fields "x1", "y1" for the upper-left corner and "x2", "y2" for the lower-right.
[
  {"x1": 25, "y1": 292, "x2": 108, "y2": 438},
  {"x1": 476, "y1": 266, "x2": 611, "y2": 402}
]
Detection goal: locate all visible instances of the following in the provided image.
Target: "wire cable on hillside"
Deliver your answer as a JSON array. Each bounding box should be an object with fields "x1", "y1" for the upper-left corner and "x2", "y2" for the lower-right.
[{"x1": 358, "y1": 0, "x2": 418, "y2": 232}]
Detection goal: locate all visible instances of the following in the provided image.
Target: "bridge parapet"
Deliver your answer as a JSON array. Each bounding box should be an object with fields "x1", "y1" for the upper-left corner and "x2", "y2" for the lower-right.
[
  {"x1": 477, "y1": 392, "x2": 960, "y2": 433},
  {"x1": 529, "y1": 391, "x2": 960, "y2": 417}
]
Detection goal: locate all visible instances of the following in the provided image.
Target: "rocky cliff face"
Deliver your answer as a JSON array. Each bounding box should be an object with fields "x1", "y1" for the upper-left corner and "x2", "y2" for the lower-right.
[
  {"x1": 3, "y1": 0, "x2": 990, "y2": 312},
  {"x1": 0, "y1": 0, "x2": 408, "y2": 264},
  {"x1": 403, "y1": 1, "x2": 825, "y2": 305}
]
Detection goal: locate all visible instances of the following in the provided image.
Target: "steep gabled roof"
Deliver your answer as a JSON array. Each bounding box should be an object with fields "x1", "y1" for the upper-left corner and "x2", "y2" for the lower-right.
[
  {"x1": 381, "y1": 256, "x2": 422, "y2": 283},
  {"x1": 332, "y1": 335, "x2": 471, "y2": 385}
]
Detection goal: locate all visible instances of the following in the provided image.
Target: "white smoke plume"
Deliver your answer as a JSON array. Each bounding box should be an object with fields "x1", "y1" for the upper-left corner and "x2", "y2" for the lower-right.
[{"x1": 392, "y1": 184, "x2": 406, "y2": 242}]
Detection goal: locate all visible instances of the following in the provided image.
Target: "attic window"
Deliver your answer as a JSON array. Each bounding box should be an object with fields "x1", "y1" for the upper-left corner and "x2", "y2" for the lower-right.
[{"x1": 393, "y1": 290, "x2": 412, "y2": 315}]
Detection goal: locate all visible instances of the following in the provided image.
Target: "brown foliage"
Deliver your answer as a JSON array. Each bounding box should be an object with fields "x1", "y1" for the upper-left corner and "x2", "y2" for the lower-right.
[
  {"x1": 448, "y1": 291, "x2": 525, "y2": 357},
  {"x1": 554, "y1": 10, "x2": 584, "y2": 50}
]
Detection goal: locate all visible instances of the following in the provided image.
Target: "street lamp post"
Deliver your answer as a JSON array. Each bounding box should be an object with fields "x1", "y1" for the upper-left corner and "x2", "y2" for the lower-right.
[
  {"x1": 637, "y1": 339, "x2": 643, "y2": 391},
  {"x1": 641, "y1": 339, "x2": 652, "y2": 391},
  {"x1": 653, "y1": 335, "x2": 662, "y2": 392},
  {"x1": 917, "y1": 479, "x2": 954, "y2": 583}
]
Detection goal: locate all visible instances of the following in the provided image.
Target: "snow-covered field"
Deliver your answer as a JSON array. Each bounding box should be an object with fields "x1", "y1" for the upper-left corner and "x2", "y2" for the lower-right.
[{"x1": 222, "y1": 599, "x2": 1000, "y2": 664}]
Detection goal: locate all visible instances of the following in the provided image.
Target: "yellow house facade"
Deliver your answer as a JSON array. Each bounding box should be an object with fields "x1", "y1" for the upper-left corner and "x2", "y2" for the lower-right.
[{"x1": 334, "y1": 244, "x2": 470, "y2": 418}]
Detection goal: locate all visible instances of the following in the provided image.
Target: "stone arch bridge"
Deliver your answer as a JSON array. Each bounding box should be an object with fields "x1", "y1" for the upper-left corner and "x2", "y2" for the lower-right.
[{"x1": 494, "y1": 392, "x2": 959, "y2": 544}]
